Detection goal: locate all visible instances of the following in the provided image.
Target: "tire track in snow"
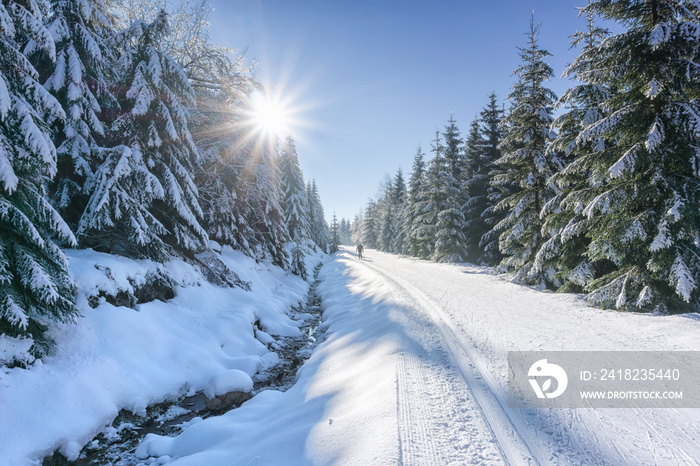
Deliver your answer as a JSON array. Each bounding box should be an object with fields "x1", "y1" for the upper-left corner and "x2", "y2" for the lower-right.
[{"x1": 361, "y1": 260, "x2": 539, "y2": 466}]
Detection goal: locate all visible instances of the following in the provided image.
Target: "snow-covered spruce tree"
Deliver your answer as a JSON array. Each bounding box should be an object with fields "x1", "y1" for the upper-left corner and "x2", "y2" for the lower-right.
[
  {"x1": 404, "y1": 146, "x2": 431, "y2": 258},
  {"x1": 533, "y1": 6, "x2": 611, "y2": 293},
  {"x1": 146, "y1": 0, "x2": 254, "y2": 255},
  {"x1": 78, "y1": 143, "x2": 168, "y2": 257},
  {"x1": 361, "y1": 197, "x2": 379, "y2": 249},
  {"x1": 552, "y1": 0, "x2": 700, "y2": 312},
  {"x1": 378, "y1": 178, "x2": 396, "y2": 252},
  {"x1": 290, "y1": 242, "x2": 307, "y2": 280},
  {"x1": 479, "y1": 181, "x2": 508, "y2": 266},
  {"x1": 191, "y1": 103, "x2": 246, "y2": 252},
  {"x1": 433, "y1": 119, "x2": 468, "y2": 262},
  {"x1": 329, "y1": 212, "x2": 340, "y2": 253},
  {"x1": 463, "y1": 115, "x2": 486, "y2": 261},
  {"x1": 464, "y1": 94, "x2": 503, "y2": 264},
  {"x1": 305, "y1": 181, "x2": 315, "y2": 243},
  {"x1": 482, "y1": 101, "x2": 522, "y2": 268},
  {"x1": 350, "y1": 213, "x2": 362, "y2": 245},
  {"x1": 75, "y1": 8, "x2": 180, "y2": 259},
  {"x1": 443, "y1": 114, "x2": 465, "y2": 180},
  {"x1": 279, "y1": 136, "x2": 310, "y2": 276},
  {"x1": 495, "y1": 18, "x2": 559, "y2": 286},
  {"x1": 35, "y1": 0, "x2": 118, "y2": 231},
  {"x1": 0, "y1": 0, "x2": 79, "y2": 355},
  {"x1": 98, "y1": 11, "x2": 207, "y2": 258},
  {"x1": 393, "y1": 167, "x2": 407, "y2": 203},
  {"x1": 411, "y1": 132, "x2": 447, "y2": 259},
  {"x1": 243, "y1": 156, "x2": 291, "y2": 266},
  {"x1": 434, "y1": 186, "x2": 468, "y2": 262},
  {"x1": 463, "y1": 115, "x2": 485, "y2": 183},
  {"x1": 339, "y1": 217, "x2": 352, "y2": 245},
  {"x1": 238, "y1": 135, "x2": 290, "y2": 267},
  {"x1": 391, "y1": 168, "x2": 407, "y2": 253},
  {"x1": 280, "y1": 136, "x2": 310, "y2": 242},
  {"x1": 229, "y1": 145, "x2": 257, "y2": 255},
  {"x1": 306, "y1": 180, "x2": 329, "y2": 252}
]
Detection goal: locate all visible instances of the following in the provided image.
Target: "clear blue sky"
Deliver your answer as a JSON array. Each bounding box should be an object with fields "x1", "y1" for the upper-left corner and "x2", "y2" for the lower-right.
[{"x1": 208, "y1": 1, "x2": 596, "y2": 222}]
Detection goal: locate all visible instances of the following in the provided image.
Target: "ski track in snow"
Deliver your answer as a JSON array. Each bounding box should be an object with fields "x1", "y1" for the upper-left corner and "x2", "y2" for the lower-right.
[
  {"x1": 363, "y1": 258, "x2": 534, "y2": 465},
  {"x1": 394, "y1": 300, "x2": 503, "y2": 465},
  {"x1": 353, "y1": 248, "x2": 700, "y2": 466}
]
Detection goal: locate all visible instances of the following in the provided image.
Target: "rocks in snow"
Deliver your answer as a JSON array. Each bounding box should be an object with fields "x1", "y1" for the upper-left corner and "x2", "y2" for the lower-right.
[
  {"x1": 192, "y1": 249, "x2": 250, "y2": 290},
  {"x1": 204, "y1": 391, "x2": 253, "y2": 412},
  {"x1": 203, "y1": 370, "x2": 254, "y2": 412}
]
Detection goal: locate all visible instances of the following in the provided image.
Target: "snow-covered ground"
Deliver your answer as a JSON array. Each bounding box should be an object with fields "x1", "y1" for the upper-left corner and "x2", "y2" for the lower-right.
[
  {"x1": 3, "y1": 246, "x2": 699, "y2": 465},
  {"x1": 136, "y1": 246, "x2": 700, "y2": 465},
  {"x1": 0, "y1": 246, "x2": 323, "y2": 465}
]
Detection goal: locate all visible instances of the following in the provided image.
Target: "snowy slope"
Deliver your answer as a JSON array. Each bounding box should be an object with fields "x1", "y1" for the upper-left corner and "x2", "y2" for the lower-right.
[
  {"x1": 0, "y1": 246, "x2": 322, "y2": 465},
  {"x1": 137, "y1": 247, "x2": 700, "y2": 465}
]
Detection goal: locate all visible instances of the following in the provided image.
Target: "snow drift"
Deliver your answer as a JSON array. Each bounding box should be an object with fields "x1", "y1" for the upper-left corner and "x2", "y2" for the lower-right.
[{"x1": 0, "y1": 245, "x2": 323, "y2": 464}]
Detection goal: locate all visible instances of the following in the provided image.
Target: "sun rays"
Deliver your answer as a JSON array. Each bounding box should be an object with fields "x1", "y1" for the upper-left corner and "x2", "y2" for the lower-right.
[{"x1": 248, "y1": 90, "x2": 292, "y2": 139}]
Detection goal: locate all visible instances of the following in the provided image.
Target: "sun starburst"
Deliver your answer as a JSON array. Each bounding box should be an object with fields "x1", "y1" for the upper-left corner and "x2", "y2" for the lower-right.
[{"x1": 247, "y1": 90, "x2": 292, "y2": 139}]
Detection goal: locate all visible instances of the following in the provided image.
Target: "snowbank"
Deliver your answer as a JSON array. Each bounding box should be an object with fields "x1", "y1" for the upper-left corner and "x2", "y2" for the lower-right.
[
  {"x1": 0, "y1": 246, "x2": 323, "y2": 465},
  {"x1": 134, "y1": 250, "x2": 402, "y2": 465},
  {"x1": 203, "y1": 370, "x2": 254, "y2": 399}
]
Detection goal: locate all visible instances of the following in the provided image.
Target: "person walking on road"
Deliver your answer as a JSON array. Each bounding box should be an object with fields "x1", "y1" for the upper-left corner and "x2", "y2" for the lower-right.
[{"x1": 356, "y1": 243, "x2": 364, "y2": 260}]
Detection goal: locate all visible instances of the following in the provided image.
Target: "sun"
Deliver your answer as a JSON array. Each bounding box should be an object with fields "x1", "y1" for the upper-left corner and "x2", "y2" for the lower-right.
[
  {"x1": 249, "y1": 90, "x2": 292, "y2": 139},
  {"x1": 239, "y1": 84, "x2": 316, "y2": 150}
]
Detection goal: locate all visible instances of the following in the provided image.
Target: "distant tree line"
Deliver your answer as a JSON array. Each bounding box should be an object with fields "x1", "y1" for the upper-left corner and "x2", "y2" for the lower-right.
[{"x1": 356, "y1": 1, "x2": 700, "y2": 314}]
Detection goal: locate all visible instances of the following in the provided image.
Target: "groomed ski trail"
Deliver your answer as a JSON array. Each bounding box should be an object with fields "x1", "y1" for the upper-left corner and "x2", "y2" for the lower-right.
[
  {"x1": 352, "y1": 247, "x2": 700, "y2": 465},
  {"x1": 362, "y1": 258, "x2": 538, "y2": 465},
  {"x1": 393, "y1": 302, "x2": 504, "y2": 465}
]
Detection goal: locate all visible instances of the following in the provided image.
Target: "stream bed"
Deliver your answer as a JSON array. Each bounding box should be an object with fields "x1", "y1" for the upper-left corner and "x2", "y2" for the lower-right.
[{"x1": 43, "y1": 263, "x2": 326, "y2": 465}]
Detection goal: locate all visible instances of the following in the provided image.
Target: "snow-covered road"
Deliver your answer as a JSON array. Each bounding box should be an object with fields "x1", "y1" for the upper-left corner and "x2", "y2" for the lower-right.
[{"x1": 139, "y1": 247, "x2": 700, "y2": 465}]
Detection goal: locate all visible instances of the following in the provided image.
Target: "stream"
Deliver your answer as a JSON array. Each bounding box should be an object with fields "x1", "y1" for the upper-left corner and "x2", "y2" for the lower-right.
[{"x1": 42, "y1": 263, "x2": 326, "y2": 465}]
